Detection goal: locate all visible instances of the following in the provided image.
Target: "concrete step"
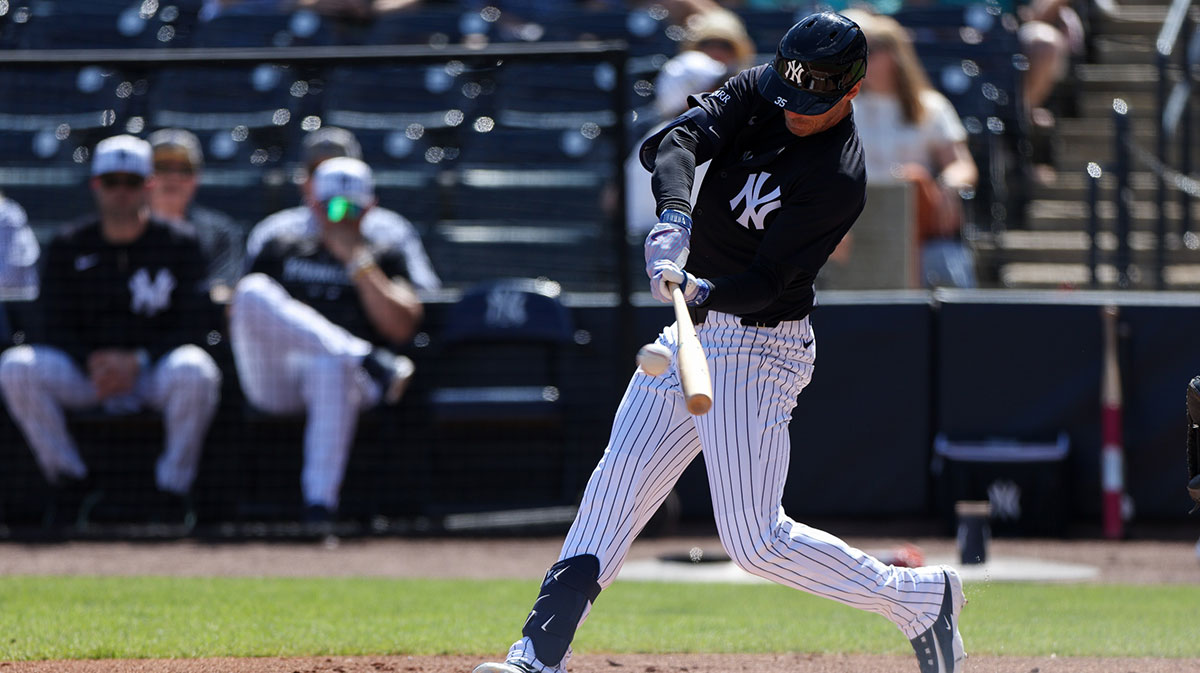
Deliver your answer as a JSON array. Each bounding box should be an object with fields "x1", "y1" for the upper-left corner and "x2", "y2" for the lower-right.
[
  {"x1": 1025, "y1": 198, "x2": 1200, "y2": 230},
  {"x1": 1031, "y1": 169, "x2": 1162, "y2": 201},
  {"x1": 1091, "y1": 36, "x2": 1156, "y2": 65},
  {"x1": 1073, "y1": 63, "x2": 1178, "y2": 93},
  {"x1": 1052, "y1": 118, "x2": 1198, "y2": 172},
  {"x1": 1057, "y1": 115, "x2": 1198, "y2": 138},
  {"x1": 1077, "y1": 90, "x2": 1158, "y2": 118},
  {"x1": 995, "y1": 262, "x2": 1200, "y2": 289},
  {"x1": 1055, "y1": 129, "x2": 1171, "y2": 166},
  {"x1": 973, "y1": 229, "x2": 1200, "y2": 265},
  {"x1": 1090, "y1": 5, "x2": 1200, "y2": 38},
  {"x1": 1058, "y1": 118, "x2": 1160, "y2": 144}
]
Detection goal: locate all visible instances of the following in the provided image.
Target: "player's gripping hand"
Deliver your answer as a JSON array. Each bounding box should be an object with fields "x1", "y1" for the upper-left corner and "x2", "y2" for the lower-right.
[
  {"x1": 649, "y1": 260, "x2": 711, "y2": 306},
  {"x1": 644, "y1": 209, "x2": 692, "y2": 277}
]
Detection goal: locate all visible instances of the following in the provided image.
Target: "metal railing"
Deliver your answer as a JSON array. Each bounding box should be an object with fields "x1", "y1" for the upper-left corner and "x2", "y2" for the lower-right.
[{"x1": 1087, "y1": 0, "x2": 1199, "y2": 289}]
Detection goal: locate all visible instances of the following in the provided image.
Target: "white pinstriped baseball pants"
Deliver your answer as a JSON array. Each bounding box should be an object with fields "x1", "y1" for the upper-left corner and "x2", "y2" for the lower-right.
[
  {"x1": 506, "y1": 310, "x2": 947, "y2": 672},
  {"x1": 0, "y1": 343, "x2": 221, "y2": 494},
  {"x1": 228, "y1": 273, "x2": 381, "y2": 510}
]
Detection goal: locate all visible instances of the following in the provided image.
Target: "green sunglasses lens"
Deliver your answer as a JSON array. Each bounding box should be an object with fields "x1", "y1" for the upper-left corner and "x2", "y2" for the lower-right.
[{"x1": 327, "y1": 196, "x2": 350, "y2": 223}]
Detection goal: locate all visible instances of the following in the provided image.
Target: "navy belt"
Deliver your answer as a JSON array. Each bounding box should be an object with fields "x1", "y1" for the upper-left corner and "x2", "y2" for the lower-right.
[{"x1": 688, "y1": 307, "x2": 780, "y2": 329}]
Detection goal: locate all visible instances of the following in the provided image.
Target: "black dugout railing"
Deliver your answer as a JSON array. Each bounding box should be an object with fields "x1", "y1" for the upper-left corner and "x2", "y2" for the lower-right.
[{"x1": 1088, "y1": 0, "x2": 1200, "y2": 288}]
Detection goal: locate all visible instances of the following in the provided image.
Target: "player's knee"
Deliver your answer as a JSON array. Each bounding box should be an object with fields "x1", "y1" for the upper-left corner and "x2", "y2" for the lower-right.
[
  {"x1": 165, "y1": 346, "x2": 222, "y2": 397},
  {"x1": 231, "y1": 273, "x2": 279, "y2": 313},
  {"x1": 715, "y1": 516, "x2": 781, "y2": 576},
  {"x1": 0, "y1": 345, "x2": 36, "y2": 392}
]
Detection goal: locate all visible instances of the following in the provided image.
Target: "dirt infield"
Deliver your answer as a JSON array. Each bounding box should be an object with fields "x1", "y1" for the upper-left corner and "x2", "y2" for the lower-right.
[
  {"x1": 1, "y1": 534, "x2": 1197, "y2": 583},
  {"x1": 1, "y1": 533, "x2": 1198, "y2": 672}
]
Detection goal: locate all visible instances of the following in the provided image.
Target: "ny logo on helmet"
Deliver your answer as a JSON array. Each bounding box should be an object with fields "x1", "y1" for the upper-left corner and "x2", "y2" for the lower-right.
[
  {"x1": 783, "y1": 60, "x2": 805, "y2": 86},
  {"x1": 729, "y1": 172, "x2": 781, "y2": 230}
]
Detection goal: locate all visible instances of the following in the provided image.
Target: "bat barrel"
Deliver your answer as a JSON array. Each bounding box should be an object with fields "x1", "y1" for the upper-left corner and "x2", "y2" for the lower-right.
[{"x1": 669, "y1": 283, "x2": 713, "y2": 416}]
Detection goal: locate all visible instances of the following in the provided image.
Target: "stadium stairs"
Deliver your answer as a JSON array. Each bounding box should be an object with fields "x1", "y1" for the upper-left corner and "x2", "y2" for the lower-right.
[{"x1": 973, "y1": 0, "x2": 1200, "y2": 289}]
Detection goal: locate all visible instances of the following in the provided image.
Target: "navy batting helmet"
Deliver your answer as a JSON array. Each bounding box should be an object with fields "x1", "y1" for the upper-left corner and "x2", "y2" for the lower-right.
[{"x1": 757, "y1": 12, "x2": 867, "y2": 116}]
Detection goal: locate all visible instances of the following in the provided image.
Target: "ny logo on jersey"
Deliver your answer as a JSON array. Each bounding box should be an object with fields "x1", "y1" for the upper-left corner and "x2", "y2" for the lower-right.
[
  {"x1": 485, "y1": 287, "x2": 527, "y2": 328},
  {"x1": 987, "y1": 479, "x2": 1022, "y2": 521},
  {"x1": 729, "y1": 172, "x2": 781, "y2": 230},
  {"x1": 128, "y1": 268, "x2": 176, "y2": 316}
]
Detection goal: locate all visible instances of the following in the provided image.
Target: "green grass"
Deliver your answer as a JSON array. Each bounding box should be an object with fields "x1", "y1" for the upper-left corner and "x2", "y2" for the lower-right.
[{"x1": 1, "y1": 576, "x2": 1198, "y2": 660}]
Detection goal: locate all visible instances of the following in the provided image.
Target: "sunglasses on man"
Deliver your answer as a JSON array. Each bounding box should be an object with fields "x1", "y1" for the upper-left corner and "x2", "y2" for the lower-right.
[
  {"x1": 324, "y1": 196, "x2": 365, "y2": 223},
  {"x1": 154, "y1": 161, "x2": 195, "y2": 177},
  {"x1": 98, "y1": 173, "x2": 146, "y2": 189}
]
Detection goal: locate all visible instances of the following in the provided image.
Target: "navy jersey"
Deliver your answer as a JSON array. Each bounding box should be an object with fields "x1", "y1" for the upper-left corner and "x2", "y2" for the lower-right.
[
  {"x1": 641, "y1": 64, "x2": 867, "y2": 323},
  {"x1": 249, "y1": 233, "x2": 411, "y2": 347},
  {"x1": 40, "y1": 217, "x2": 211, "y2": 366}
]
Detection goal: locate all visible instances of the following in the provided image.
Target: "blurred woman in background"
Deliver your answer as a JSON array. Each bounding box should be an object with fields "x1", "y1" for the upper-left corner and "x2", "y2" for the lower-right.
[{"x1": 847, "y1": 10, "x2": 979, "y2": 288}]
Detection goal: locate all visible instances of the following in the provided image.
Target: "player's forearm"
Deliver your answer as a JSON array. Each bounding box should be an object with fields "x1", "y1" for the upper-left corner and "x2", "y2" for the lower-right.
[
  {"x1": 651, "y1": 126, "x2": 703, "y2": 217},
  {"x1": 352, "y1": 267, "x2": 423, "y2": 345}
]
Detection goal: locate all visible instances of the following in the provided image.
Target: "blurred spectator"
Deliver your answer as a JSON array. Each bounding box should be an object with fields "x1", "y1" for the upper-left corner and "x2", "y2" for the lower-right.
[
  {"x1": 200, "y1": 0, "x2": 431, "y2": 21},
  {"x1": 0, "y1": 192, "x2": 39, "y2": 300},
  {"x1": 1018, "y1": 0, "x2": 1086, "y2": 181},
  {"x1": 848, "y1": 10, "x2": 979, "y2": 288},
  {"x1": 1019, "y1": 0, "x2": 1084, "y2": 118},
  {"x1": 626, "y1": 50, "x2": 728, "y2": 235},
  {"x1": 235, "y1": 136, "x2": 435, "y2": 526},
  {"x1": 148, "y1": 129, "x2": 245, "y2": 303},
  {"x1": 680, "y1": 7, "x2": 758, "y2": 72},
  {"x1": 199, "y1": 0, "x2": 289, "y2": 20},
  {"x1": 0, "y1": 134, "x2": 221, "y2": 530}
]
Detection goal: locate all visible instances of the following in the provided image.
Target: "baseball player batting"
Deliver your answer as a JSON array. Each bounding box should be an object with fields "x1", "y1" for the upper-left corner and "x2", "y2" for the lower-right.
[{"x1": 473, "y1": 13, "x2": 966, "y2": 673}]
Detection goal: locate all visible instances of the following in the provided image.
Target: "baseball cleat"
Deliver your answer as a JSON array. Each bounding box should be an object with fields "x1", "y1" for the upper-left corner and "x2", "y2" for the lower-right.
[
  {"x1": 909, "y1": 566, "x2": 966, "y2": 673},
  {"x1": 382, "y1": 354, "x2": 414, "y2": 405},
  {"x1": 362, "y1": 347, "x2": 415, "y2": 405},
  {"x1": 472, "y1": 663, "x2": 536, "y2": 673}
]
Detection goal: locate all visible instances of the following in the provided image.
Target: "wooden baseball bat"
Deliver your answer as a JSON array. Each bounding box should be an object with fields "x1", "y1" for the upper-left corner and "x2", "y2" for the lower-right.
[
  {"x1": 668, "y1": 281, "x2": 712, "y2": 415},
  {"x1": 1100, "y1": 304, "x2": 1125, "y2": 539}
]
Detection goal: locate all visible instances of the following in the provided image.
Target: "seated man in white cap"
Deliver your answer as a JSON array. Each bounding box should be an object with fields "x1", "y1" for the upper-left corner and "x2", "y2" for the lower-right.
[
  {"x1": 0, "y1": 191, "x2": 39, "y2": 300},
  {"x1": 0, "y1": 134, "x2": 222, "y2": 531},
  {"x1": 246, "y1": 126, "x2": 440, "y2": 293},
  {"x1": 230, "y1": 156, "x2": 424, "y2": 526}
]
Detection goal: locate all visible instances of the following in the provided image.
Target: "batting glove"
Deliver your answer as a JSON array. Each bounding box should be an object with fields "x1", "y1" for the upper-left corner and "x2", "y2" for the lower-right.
[
  {"x1": 644, "y1": 209, "x2": 692, "y2": 278},
  {"x1": 649, "y1": 259, "x2": 711, "y2": 306}
]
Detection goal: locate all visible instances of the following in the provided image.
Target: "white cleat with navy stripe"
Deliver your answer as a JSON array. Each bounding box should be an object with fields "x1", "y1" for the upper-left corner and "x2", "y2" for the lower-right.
[{"x1": 909, "y1": 567, "x2": 967, "y2": 673}]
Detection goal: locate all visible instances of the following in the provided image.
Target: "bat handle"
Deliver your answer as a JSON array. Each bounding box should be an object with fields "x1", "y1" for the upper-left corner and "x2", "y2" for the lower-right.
[{"x1": 667, "y1": 281, "x2": 713, "y2": 415}]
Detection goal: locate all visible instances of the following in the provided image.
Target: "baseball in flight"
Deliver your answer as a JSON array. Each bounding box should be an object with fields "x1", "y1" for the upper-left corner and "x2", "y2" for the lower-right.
[{"x1": 636, "y1": 342, "x2": 671, "y2": 377}]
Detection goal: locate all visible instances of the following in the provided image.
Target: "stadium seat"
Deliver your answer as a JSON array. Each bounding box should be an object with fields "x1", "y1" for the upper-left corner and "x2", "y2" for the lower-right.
[
  {"x1": 321, "y1": 65, "x2": 477, "y2": 136},
  {"x1": 425, "y1": 217, "x2": 616, "y2": 291},
  {"x1": 492, "y1": 63, "x2": 620, "y2": 130},
  {"x1": 0, "y1": 67, "x2": 134, "y2": 132},
  {"x1": 738, "y1": 9, "x2": 804, "y2": 56},
  {"x1": 450, "y1": 163, "x2": 608, "y2": 221},
  {"x1": 424, "y1": 278, "x2": 580, "y2": 506},
  {"x1": 534, "y1": 7, "x2": 678, "y2": 57},
  {"x1": 362, "y1": 8, "x2": 470, "y2": 46},
  {"x1": 189, "y1": 9, "x2": 334, "y2": 48},
  {"x1": 457, "y1": 128, "x2": 616, "y2": 166},
  {"x1": 145, "y1": 66, "x2": 305, "y2": 163},
  {"x1": 2, "y1": 181, "x2": 92, "y2": 232},
  {"x1": 15, "y1": 7, "x2": 185, "y2": 49},
  {"x1": 193, "y1": 167, "x2": 287, "y2": 228},
  {"x1": 372, "y1": 164, "x2": 443, "y2": 227}
]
